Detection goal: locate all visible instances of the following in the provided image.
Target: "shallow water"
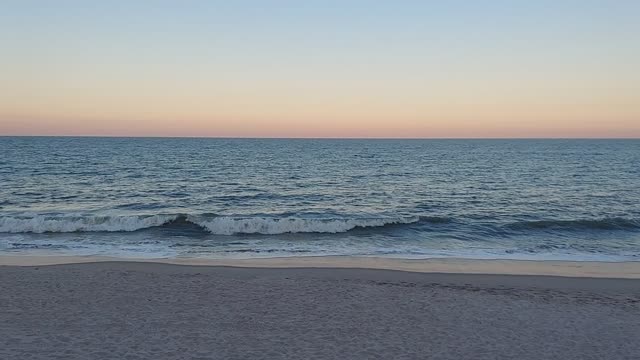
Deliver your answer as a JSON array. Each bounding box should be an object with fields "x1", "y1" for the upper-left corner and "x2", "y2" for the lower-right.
[{"x1": 1, "y1": 137, "x2": 639, "y2": 260}]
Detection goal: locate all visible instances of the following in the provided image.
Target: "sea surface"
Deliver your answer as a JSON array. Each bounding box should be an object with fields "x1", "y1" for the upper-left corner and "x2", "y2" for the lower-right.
[{"x1": 1, "y1": 137, "x2": 639, "y2": 261}]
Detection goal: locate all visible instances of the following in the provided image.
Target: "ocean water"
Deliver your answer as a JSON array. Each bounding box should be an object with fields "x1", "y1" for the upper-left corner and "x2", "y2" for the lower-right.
[{"x1": 1, "y1": 137, "x2": 639, "y2": 261}]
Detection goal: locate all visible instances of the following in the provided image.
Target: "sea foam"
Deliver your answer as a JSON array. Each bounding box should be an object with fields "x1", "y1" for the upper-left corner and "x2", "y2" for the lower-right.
[
  {"x1": 0, "y1": 214, "x2": 420, "y2": 235},
  {"x1": 187, "y1": 215, "x2": 419, "y2": 235},
  {"x1": 0, "y1": 215, "x2": 178, "y2": 233}
]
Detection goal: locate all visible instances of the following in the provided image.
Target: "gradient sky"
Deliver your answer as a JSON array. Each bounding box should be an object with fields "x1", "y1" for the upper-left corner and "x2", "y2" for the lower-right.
[{"x1": 1, "y1": 0, "x2": 639, "y2": 138}]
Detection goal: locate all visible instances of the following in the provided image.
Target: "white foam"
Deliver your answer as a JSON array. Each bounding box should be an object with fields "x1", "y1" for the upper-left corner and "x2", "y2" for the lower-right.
[
  {"x1": 0, "y1": 214, "x2": 420, "y2": 235},
  {"x1": 0, "y1": 215, "x2": 178, "y2": 233},
  {"x1": 188, "y1": 215, "x2": 419, "y2": 235}
]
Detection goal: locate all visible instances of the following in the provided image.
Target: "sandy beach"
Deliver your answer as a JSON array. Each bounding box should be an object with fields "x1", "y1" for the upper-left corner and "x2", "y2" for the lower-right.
[
  {"x1": 4, "y1": 0, "x2": 640, "y2": 357},
  {"x1": 1, "y1": 258, "x2": 639, "y2": 360},
  {"x1": 2, "y1": 254, "x2": 640, "y2": 278}
]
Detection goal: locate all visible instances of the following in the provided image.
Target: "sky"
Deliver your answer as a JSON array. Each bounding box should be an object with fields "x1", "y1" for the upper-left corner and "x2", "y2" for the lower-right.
[{"x1": 1, "y1": 0, "x2": 639, "y2": 138}]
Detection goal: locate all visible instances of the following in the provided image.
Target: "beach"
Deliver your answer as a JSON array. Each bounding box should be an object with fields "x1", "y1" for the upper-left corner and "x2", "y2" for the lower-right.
[
  {"x1": 2, "y1": 258, "x2": 639, "y2": 360},
  {"x1": 3, "y1": 0, "x2": 640, "y2": 358}
]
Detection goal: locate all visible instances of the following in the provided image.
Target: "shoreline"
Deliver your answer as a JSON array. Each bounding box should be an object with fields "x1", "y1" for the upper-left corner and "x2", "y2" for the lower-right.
[{"x1": 2, "y1": 254, "x2": 639, "y2": 278}]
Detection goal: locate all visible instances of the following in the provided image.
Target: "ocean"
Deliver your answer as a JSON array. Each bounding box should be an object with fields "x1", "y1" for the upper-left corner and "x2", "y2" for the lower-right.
[{"x1": 1, "y1": 137, "x2": 639, "y2": 261}]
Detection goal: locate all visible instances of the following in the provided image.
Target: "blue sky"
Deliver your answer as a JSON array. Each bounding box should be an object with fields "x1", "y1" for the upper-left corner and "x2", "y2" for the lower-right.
[{"x1": 2, "y1": 1, "x2": 639, "y2": 137}]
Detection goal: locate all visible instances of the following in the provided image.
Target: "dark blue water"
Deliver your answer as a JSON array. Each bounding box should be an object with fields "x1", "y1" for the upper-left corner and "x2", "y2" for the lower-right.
[{"x1": 1, "y1": 137, "x2": 639, "y2": 261}]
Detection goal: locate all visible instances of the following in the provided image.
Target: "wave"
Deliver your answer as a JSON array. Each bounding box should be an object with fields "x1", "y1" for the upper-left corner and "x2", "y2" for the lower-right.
[
  {"x1": 0, "y1": 214, "x2": 179, "y2": 234},
  {"x1": 506, "y1": 217, "x2": 640, "y2": 231},
  {"x1": 189, "y1": 215, "x2": 419, "y2": 235},
  {"x1": 0, "y1": 214, "x2": 421, "y2": 235},
  {"x1": 3, "y1": 214, "x2": 637, "y2": 235}
]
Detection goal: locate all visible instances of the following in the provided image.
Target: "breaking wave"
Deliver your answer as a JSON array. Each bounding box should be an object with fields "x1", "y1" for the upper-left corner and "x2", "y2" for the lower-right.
[
  {"x1": 189, "y1": 215, "x2": 419, "y2": 235},
  {"x1": 0, "y1": 214, "x2": 178, "y2": 234},
  {"x1": 0, "y1": 214, "x2": 421, "y2": 235},
  {"x1": 5, "y1": 213, "x2": 637, "y2": 236}
]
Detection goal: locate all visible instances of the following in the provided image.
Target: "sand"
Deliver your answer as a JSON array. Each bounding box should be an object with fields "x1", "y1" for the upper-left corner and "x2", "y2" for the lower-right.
[
  {"x1": 2, "y1": 255, "x2": 640, "y2": 278},
  {"x1": 1, "y1": 260, "x2": 639, "y2": 360}
]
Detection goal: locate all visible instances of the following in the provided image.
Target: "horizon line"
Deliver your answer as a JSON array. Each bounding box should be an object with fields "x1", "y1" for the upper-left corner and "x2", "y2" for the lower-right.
[{"x1": 1, "y1": 135, "x2": 639, "y2": 140}]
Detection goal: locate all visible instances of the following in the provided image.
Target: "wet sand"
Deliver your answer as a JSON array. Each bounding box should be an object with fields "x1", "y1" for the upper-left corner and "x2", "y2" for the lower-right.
[
  {"x1": 2, "y1": 255, "x2": 640, "y2": 278},
  {"x1": 1, "y1": 260, "x2": 639, "y2": 359}
]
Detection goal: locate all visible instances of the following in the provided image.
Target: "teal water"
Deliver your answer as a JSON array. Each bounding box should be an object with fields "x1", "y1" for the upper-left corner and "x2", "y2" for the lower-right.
[{"x1": 1, "y1": 137, "x2": 639, "y2": 260}]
